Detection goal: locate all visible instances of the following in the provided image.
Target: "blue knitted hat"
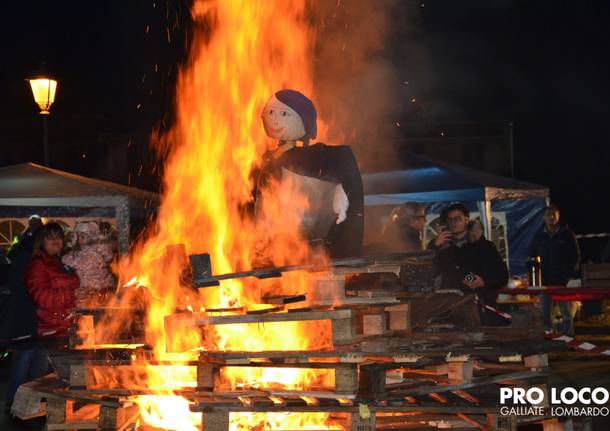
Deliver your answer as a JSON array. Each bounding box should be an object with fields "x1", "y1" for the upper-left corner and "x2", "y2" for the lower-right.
[{"x1": 275, "y1": 89, "x2": 317, "y2": 145}]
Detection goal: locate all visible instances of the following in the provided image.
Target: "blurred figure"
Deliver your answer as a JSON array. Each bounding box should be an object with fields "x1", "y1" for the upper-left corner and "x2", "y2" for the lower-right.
[
  {"x1": 467, "y1": 219, "x2": 484, "y2": 243},
  {"x1": 62, "y1": 221, "x2": 115, "y2": 307},
  {"x1": 382, "y1": 202, "x2": 426, "y2": 253},
  {"x1": 98, "y1": 221, "x2": 118, "y2": 253},
  {"x1": 2, "y1": 216, "x2": 45, "y2": 410},
  {"x1": 7, "y1": 215, "x2": 43, "y2": 255},
  {"x1": 530, "y1": 205, "x2": 580, "y2": 335}
]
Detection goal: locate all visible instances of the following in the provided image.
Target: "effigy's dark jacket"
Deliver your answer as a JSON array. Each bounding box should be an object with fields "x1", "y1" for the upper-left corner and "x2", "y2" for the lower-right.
[{"x1": 254, "y1": 143, "x2": 363, "y2": 258}]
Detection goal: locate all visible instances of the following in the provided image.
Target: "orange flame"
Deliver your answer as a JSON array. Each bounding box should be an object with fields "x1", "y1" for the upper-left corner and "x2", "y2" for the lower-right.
[{"x1": 86, "y1": 0, "x2": 342, "y2": 429}]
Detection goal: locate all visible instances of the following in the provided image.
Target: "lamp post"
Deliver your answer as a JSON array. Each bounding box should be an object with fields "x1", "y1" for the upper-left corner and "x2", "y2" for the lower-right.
[{"x1": 28, "y1": 77, "x2": 57, "y2": 166}]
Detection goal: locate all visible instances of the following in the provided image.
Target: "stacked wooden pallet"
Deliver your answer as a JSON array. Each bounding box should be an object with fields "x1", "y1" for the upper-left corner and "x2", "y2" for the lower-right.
[{"x1": 11, "y1": 254, "x2": 573, "y2": 430}]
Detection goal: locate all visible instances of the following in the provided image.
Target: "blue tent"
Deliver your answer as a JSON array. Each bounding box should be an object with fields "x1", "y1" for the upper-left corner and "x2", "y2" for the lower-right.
[{"x1": 363, "y1": 153, "x2": 549, "y2": 274}]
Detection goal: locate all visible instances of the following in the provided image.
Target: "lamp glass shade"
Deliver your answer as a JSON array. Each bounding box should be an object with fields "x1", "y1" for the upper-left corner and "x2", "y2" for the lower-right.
[{"x1": 29, "y1": 78, "x2": 57, "y2": 114}]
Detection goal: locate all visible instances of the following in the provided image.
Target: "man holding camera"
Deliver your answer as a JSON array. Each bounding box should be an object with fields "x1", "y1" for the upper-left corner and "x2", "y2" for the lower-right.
[{"x1": 427, "y1": 203, "x2": 508, "y2": 325}]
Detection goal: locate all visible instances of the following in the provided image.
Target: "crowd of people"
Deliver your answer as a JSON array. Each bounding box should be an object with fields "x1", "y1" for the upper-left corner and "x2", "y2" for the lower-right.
[
  {"x1": 380, "y1": 201, "x2": 581, "y2": 333},
  {"x1": 0, "y1": 216, "x2": 116, "y2": 410}
]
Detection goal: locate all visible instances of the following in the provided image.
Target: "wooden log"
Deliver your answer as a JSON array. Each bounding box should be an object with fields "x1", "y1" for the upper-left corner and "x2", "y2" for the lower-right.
[{"x1": 202, "y1": 411, "x2": 230, "y2": 431}]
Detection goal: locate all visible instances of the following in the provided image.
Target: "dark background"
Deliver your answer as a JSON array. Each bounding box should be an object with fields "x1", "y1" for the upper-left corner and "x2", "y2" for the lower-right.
[{"x1": 1, "y1": 0, "x2": 609, "y2": 258}]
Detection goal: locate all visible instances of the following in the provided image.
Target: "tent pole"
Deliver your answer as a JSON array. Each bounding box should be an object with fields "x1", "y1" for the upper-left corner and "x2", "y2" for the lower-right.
[{"x1": 477, "y1": 200, "x2": 493, "y2": 241}]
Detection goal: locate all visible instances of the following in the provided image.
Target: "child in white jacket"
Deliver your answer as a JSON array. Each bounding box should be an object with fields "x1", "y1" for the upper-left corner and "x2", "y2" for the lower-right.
[{"x1": 62, "y1": 221, "x2": 115, "y2": 307}]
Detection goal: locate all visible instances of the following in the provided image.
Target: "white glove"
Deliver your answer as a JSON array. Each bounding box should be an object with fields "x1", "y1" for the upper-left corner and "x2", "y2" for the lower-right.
[{"x1": 332, "y1": 184, "x2": 349, "y2": 224}]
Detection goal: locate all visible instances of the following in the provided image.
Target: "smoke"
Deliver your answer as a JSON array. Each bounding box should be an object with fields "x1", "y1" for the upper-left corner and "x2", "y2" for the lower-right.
[{"x1": 311, "y1": 0, "x2": 427, "y2": 172}]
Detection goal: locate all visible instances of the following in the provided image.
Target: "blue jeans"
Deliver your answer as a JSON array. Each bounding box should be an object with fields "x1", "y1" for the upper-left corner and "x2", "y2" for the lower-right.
[
  {"x1": 540, "y1": 294, "x2": 573, "y2": 335},
  {"x1": 5, "y1": 347, "x2": 49, "y2": 407}
]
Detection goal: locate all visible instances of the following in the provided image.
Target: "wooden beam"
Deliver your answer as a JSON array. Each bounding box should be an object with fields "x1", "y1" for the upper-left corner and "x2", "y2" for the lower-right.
[
  {"x1": 447, "y1": 360, "x2": 473, "y2": 383},
  {"x1": 46, "y1": 399, "x2": 73, "y2": 425},
  {"x1": 335, "y1": 367, "x2": 359, "y2": 393},
  {"x1": 98, "y1": 404, "x2": 139, "y2": 429},
  {"x1": 46, "y1": 423, "x2": 98, "y2": 430},
  {"x1": 171, "y1": 308, "x2": 353, "y2": 327},
  {"x1": 386, "y1": 303, "x2": 411, "y2": 332}
]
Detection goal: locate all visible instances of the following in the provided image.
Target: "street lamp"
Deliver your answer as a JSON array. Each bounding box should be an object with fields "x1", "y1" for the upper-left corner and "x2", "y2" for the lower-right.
[{"x1": 28, "y1": 77, "x2": 57, "y2": 166}]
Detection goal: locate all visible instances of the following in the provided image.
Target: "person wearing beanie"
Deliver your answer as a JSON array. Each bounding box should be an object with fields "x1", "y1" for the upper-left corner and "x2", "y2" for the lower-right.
[{"x1": 255, "y1": 89, "x2": 363, "y2": 258}]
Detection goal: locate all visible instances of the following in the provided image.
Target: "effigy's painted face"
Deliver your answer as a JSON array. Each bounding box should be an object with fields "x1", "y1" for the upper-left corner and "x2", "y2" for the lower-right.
[{"x1": 261, "y1": 95, "x2": 305, "y2": 142}]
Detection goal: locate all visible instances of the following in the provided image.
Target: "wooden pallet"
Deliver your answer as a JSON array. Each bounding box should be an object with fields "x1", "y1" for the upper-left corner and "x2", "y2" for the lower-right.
[
  {"x1": 69, "y1": 307, "x2": 146, "y2": 349},
  {"x1": 13, "y1": 362, "x2": 559, "y2": 431},
  {"x1": 11, "y1": 374, "x2": 137, "y2": 430},
  {"x1": 164, "y1": 304, "x2": 411, "y2": 353},
  {"x1": 62, "y1": 353, "x2": 549, "y2": 408}
]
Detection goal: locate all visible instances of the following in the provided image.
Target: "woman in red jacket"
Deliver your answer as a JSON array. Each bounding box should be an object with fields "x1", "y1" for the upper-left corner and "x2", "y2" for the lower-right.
[{"x1": 24, "y1": 222, "x2": 78, "y2": 339}]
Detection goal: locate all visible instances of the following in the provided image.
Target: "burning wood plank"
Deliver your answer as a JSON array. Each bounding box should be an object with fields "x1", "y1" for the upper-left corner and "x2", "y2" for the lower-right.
[{"x1": 190, "y1": 251, "x2": 434, "y2": 287}]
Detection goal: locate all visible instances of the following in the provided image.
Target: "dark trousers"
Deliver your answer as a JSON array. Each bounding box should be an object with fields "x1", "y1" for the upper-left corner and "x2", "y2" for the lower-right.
[{"x1": 5, "y1": 347, "x2": 49, "y2": 407}]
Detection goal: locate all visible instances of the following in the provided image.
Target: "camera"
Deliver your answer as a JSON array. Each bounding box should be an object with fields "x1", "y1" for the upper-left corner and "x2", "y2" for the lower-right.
[{"x1": 463, "y1": 272, "x2": 476, "y2": 284}]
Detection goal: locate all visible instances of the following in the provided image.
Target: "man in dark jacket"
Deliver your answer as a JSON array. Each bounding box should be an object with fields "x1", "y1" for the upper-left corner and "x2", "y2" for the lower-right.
[
  {"x1": 428, "y1": 204, "x2": 508, "y2": 294},
  {"x1": 427, "y1": 204, "x2": 508, "y2": 325},
  {"x1": 529, "y1": 205, "x2": 580, "y2": 335},
  {"x1": 460, "y1": 220, "x2": 510, "y2": 324},
  {"x1": 1, "y1": 217, "x2": 47, "y2": 409}
]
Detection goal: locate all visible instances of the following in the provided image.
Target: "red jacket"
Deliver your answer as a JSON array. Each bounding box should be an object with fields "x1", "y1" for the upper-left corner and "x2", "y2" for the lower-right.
[{"x1": 24, "y1": 251, "x2": 78, "y2": 337}]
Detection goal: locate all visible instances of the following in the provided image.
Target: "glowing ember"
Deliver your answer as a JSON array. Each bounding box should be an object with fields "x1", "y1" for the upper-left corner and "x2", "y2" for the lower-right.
[{"x1": 86, "y1": 0, "x2": 341, "y2": 429}]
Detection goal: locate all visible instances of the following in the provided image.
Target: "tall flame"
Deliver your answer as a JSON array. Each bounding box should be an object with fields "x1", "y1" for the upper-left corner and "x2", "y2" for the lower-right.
[{"x1": 91, "y1": 0, "x2": 343, "y2": 429}]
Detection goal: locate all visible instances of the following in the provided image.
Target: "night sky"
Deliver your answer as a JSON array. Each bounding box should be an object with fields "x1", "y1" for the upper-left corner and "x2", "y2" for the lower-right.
[{"x1": 2, "y1": 1, "x2": 609, "y2": 254}]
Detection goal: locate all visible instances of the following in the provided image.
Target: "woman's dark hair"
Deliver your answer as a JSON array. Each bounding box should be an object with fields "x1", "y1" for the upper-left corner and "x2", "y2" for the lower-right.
[{"x1": 32, "y1": 222, "x2": 65, "y2": 256}]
